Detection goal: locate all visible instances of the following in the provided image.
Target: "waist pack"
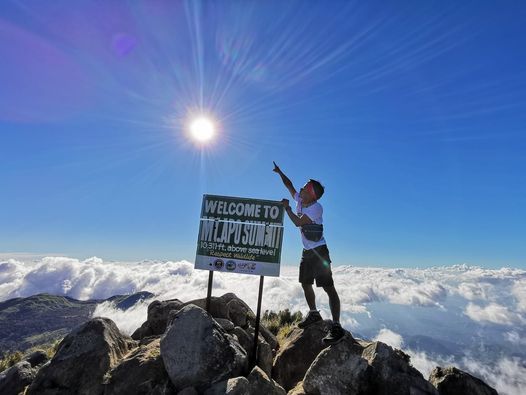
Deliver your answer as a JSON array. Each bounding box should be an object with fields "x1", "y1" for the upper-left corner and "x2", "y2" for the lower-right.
[{"x1": 301, "y1": 223, "x2": 324, "y2": 242}]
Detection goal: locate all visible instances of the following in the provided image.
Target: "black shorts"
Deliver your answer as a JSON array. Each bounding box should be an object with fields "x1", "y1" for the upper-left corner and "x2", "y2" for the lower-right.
[{"x1": 299, "y1": 244, "x2": 334, "y2": 287}]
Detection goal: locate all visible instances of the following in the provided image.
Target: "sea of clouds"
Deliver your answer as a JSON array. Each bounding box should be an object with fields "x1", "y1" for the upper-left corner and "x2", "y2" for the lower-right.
[{"x1": 1, "y1": 256, "x2": 525, "y2": 394}]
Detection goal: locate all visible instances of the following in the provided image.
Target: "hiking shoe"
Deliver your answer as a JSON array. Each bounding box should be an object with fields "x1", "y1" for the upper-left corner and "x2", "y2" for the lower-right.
[
  {"x1": 322, "y1": 323, "x2": 345, "y2": 345},
  {"x1": 297, "y1": 311, "x2": 322, "y2": 328}
]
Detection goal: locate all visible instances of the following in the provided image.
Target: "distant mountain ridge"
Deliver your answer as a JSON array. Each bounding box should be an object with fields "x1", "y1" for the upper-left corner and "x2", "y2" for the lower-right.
[{"x1": 0, "y1": 292, "x2": 153, "y2": 357}]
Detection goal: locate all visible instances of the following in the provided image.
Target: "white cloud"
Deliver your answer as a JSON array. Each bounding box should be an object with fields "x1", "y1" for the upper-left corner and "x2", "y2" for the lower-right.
[
  {"x1": 464, "y1": 303, "x2": 525, "y2": 326},
  {"x1": 373, "y1": 328, "x2": 404, "y2": 349},
  {"x1": 462, "y1": 357, "x2": 526, "y2": 395},
  {"x1": 92, "y1": 300, "x2": 151, "y2": 336},
  {"x1": 504, "y1": 331, "x2": 526, "y2": 346},
  {"x1": 512, "y1": 279, "x2": 526, "y2": 313},
  {"x1": 457, "y1": 282, "x2": 495, "y2": 301}
]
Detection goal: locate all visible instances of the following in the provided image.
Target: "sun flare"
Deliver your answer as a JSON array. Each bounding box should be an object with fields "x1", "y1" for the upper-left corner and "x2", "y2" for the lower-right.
[{"x1": 189, "y1": 117, "x2": 215, "y2": 142}]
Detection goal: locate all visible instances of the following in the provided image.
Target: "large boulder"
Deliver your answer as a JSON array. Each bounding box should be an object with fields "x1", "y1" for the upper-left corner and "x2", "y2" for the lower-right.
[
  {"x1": 362, "y1": 341, "x2": 438, "y2": 395},
  {"x1": 272, "y1": 320, "x2": 331, "y2": 391},
  {"x1": 104, "y1": 338, "x2": 175, "y2": 395},
  {"x1": 429, "y1": 366, "x2": 498, "y2": 395},
  {"x1": 303, "y1": 335, "x2": 371, "y2": 395},
  {"x1": 28, "y1": 317, "x2": 135, "y2": 395},
  {"x1": 160, "y1": 305, "x2": 248, "y2": 391},
  {"x1": 132, "y1": 299, "x2": 183, "y2": 340}
]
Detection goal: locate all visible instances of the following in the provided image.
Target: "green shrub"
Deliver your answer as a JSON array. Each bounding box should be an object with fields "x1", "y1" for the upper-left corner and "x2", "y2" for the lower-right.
[
  {"x1": 0, "y1": 350, "x2": 23, "y2": 372},
  {"x1": 262, "y1": 309, "x2": 303, "y2": 336}
]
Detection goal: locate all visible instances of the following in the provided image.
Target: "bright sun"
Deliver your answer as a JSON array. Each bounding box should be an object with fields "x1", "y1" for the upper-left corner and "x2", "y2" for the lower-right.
[{"x1": 189, "y1": 117, "x2": 215, "y2": 142}]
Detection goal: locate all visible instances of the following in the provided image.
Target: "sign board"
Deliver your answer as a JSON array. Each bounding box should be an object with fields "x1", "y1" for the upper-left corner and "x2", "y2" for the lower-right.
[{"x1": 195, "y1": 194, "x2": 284, "y2": 277}]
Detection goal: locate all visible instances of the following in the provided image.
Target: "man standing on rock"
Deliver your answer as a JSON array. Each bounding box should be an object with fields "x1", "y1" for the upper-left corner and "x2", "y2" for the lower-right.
[{"x1": 273, "y1": 161, "x2": 344, "y2": 345}]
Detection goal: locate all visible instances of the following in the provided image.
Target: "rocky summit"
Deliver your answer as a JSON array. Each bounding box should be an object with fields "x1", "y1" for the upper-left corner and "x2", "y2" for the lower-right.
[{"x1": 0, "y1": 292, "x2": 499, "y2": 395}]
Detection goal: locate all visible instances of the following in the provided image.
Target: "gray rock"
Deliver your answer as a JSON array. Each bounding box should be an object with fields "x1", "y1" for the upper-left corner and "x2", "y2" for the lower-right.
[
  {"x1": 272, "y1": 320, "x2": 331, "y2": 391},
  {"x1": 257, "y1": 339, "x2": 273, "y2": 378},
  {"x1": 226, "y1": 299, "x2": 251, "y2": 328},
  {"x1": 226, "y1": 377, "x2": 251, "y2": 394},
  {"x1": 28, "y1": 317, "x2": 135, "y2": 395},
  {"x1": 215, "y1": 318, "x2": 235, "y2": 332},
  {"x1": 0, "y1": 361, "x2": 37, "y2": 395},
  {"x1": 429, "y1": 366, "x2": 498, "y2": 395},
  {"x1": 247, "y1": 366, "x2": 286, "y2": 395},
  {"x1": 104, "y1": 338, "x2": 170, "y2": 395},
  {"x1": 362, "y1": 341, "x2": 439, "y2": 395},
  {"x1": 258, "y1": 323, "x2": 279, "y2": 351},
  {"x1": 132, "y1": 299, "x2": 183, "y2": 340},
  {"x1": 303, "y1": 335, "x2": 370, "y2": 395},
  {"x1": 232, "y1": 325, "x2": 272, "y2": 376},
  {"x1": 180, "y1": 297, "x2": 230, "y2": 320},
  {"x1": 245, "y1": 324, "x2": 278, "y2": 354},
  {"x1": 203, "y1": 377, "x2": 250, "y2": 395},
  {"x1": 160, "y1": 305, "x2": 248, "y2": 391},
  {"x1": 232, "y1": 327, "x2": 253, "y2": 359}
]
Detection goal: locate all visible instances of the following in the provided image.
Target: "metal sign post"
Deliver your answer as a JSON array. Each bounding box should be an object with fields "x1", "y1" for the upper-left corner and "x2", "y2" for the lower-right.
[
  {"x1": 205, "y1": 270, "x2": 214, "y2": 313},
  {"x1": 250, "y1": 275, "x2": 265, "y2": 368}
]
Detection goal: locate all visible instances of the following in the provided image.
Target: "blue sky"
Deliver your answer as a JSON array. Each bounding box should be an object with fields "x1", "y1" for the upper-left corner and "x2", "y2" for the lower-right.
[{"x1": 1, "y1": 1, "x2": 525, "y2": 268}]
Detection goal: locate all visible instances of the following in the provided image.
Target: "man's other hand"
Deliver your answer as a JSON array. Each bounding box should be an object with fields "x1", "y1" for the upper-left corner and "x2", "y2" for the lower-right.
[
  {"x1": 273, "y1": 161, "x2": 281, "y2": 173},
  {"x1": 281, "y1": 198, "x2": 290, "y2": 209}
]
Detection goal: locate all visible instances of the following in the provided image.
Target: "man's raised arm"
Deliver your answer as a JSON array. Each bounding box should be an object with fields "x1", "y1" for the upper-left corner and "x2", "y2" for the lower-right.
[{"x1": 273, "y1": 161, "x2": 297, "y2": 199}]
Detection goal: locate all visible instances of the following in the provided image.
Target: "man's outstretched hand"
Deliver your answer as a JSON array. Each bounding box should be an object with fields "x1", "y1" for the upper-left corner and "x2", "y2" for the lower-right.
[
  {"x1": 273, "y1": 161, "x2": 281, "y2": 174},
  {"x1": 281, "y1": 198, "x2": 290, "y2": 209}
]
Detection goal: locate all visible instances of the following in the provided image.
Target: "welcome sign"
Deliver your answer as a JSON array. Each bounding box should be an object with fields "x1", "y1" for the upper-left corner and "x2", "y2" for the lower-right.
[{"x1": 195, "y1": 195, "x2": 284, "y2": 276}]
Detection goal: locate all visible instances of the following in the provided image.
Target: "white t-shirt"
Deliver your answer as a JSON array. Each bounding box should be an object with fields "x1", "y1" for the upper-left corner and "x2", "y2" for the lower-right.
[{"x1": 293, "y1": 192, "x2": 327, "y2": 250}]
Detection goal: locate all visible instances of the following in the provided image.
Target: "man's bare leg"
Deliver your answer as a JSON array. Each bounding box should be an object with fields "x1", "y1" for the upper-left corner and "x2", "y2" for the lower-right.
[
  {"x1": 302, "y1": 283, "x2": 317, "y2": 311},
  {"x1": 323, "y1": 285, "x2": 340, "y2": 323}
]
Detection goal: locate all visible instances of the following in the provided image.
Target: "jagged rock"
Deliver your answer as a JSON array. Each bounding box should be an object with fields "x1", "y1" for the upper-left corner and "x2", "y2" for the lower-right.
[
  {"x1": 0, "y1": 361, "x2": 37, "y2": 395},
  {"x1": 160, "y1": 305, "x2": 248, "y2": 391},
  {"x1": 132, "y1": 299, "x2": 183, "y2": 340},
  {"x1": 247, "y1": 365, "x2": 286, "y2": 395},
  {"x1": 272, "y1": 320, "x2": 331, "y2": 391},
  {"x1": 429, "y1": 366, "x2": 498, "y2": 395},
  {"x1": 28, "y1": 317, "x2": 135, "y2": 395},
  {"x1": 362, "y1": 341, "x2": 438, "y2": 395},
  {"x1": 104, "y1": 338, "x2": 171, "y2": 395},
  {"x1": 303, "y1": 334, "x2": 370, "y2": 394}
]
